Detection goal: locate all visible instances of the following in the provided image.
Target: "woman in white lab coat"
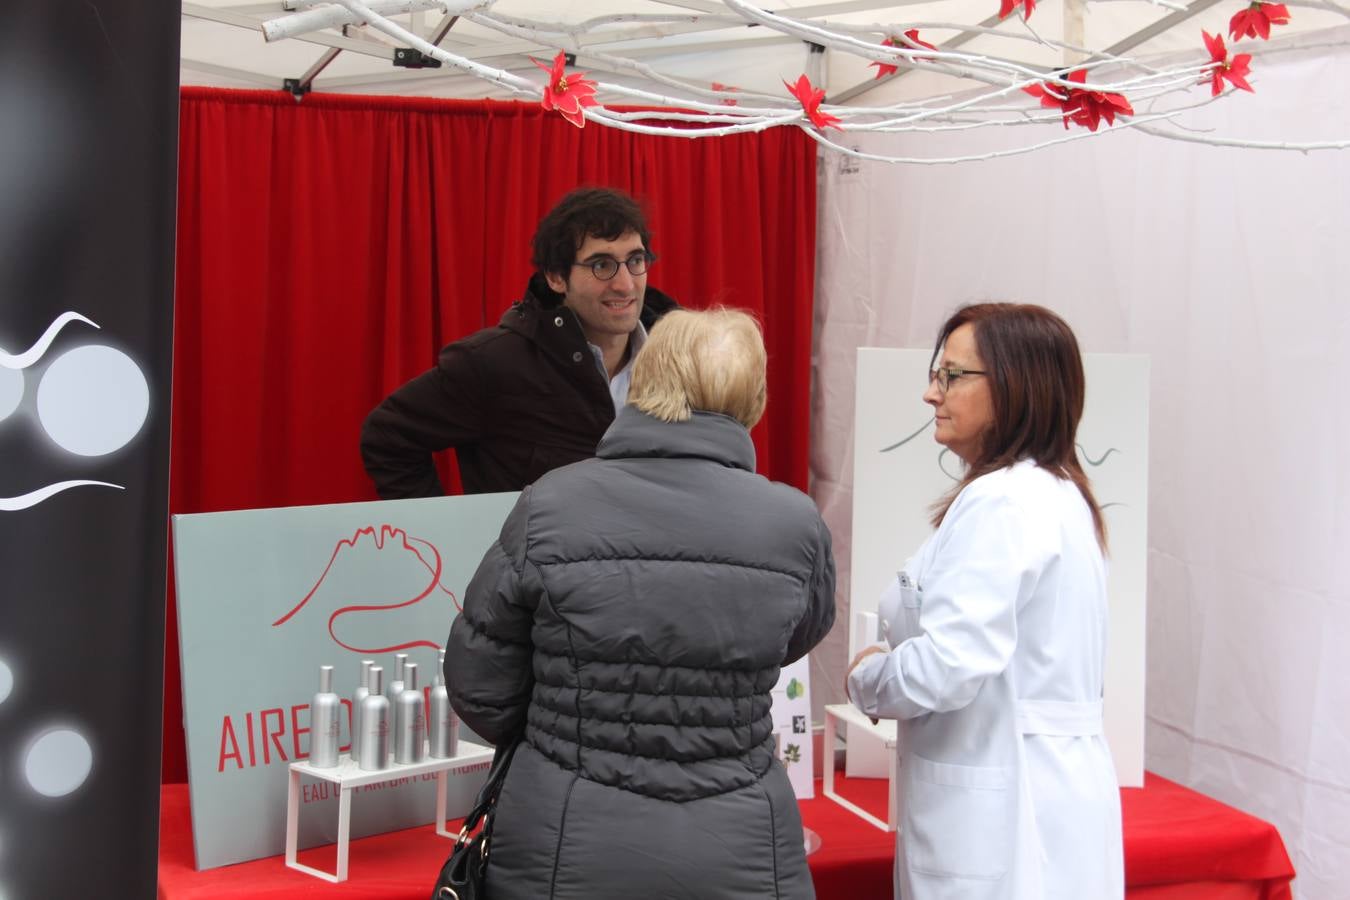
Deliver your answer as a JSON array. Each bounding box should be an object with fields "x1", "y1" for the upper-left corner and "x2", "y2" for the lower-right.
[{"x1": 847, "y1": 303, "x2": 1124, "y2": 900}]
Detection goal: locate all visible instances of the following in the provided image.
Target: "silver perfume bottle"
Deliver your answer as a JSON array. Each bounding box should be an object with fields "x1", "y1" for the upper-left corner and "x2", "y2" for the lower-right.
[
  {"x1": 309, "y1": 665, "x2": 340, "y2": 768},
  {"x1": 388, "y1": 650, "x2": 407, "y2": 750},
  {"x1": 357, "y1": 666, "x2": 390, "y2": 771},
  {"x1": 395, "y1": 662, "x2": 426, "y2": 764},
  {"x1": 351, "y1": 659, "x2": 374, "y2": 763},
  {"x1": 388, "y1": 653, "x2": 408, "y2": 709},
  {"x1": 429, "y1": 649, "x2": 458, "y2": 758}
]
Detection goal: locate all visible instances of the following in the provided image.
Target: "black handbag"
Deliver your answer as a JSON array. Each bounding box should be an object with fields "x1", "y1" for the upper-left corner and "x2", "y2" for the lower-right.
[{"x1": 431, "y1": 738, "x2": 521, "y2": 900}]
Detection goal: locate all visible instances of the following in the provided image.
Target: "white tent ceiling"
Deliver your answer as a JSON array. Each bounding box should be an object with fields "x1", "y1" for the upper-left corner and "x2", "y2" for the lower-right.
[{"x1": 180, "y1": 0, "x2": 1347, "y2": 106}]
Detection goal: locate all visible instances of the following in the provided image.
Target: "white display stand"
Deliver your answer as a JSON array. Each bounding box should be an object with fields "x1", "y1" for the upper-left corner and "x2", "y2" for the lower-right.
[
  {"x1": 823, "y1": 704, "x2": 897, "y2": 832},
  {"x1": 174, "y1": 493, "x2": 520, "y2": 870},
  {"x1": 284, "y1": 740, "x2": 493, "y2": 883}
]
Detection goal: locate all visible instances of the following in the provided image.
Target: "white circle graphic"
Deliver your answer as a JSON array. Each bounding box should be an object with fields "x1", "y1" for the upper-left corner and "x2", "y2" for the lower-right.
[
  {"x1": 36, "y1": 345, "x2": 149, "y2": 456},
  {"x1": 0, "y1": 658, "x2": 12, "y2": 705},
  {"x1": 0, "y1": 359, "x2": 21, "y2": 423},
  {"x1": 24, "y1": 728, "x2": 93, "y2": 797}
]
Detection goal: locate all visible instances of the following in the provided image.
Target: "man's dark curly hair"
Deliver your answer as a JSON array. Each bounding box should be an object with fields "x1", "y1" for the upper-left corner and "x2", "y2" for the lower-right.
[{"x1": 531, "y1": 187, "x2": 653, "y2": 280}]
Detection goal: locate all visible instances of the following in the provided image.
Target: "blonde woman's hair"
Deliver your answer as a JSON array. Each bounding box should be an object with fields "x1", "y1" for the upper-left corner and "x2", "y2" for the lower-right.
[{"x1": 628, "y1": 307, "x2": 768, "y2": 429}]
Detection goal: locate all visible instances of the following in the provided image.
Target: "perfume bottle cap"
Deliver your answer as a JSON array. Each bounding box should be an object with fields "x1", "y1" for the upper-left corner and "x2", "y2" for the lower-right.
[
  {"x1": 404, "y1": 662, "x2": 418, "y2": 692},
  {"x1": 395, "y1": 653, "x2": 408, "y2": 680},
  {"x1": 319, "y1": 665, "x2": 333, "y2": 693},
  {"x1": 360, "y1": 659, "x2": 374, "y2": 687},
  {"x1": 369, "y1": 666, "x2": 383, "y2": 695}
]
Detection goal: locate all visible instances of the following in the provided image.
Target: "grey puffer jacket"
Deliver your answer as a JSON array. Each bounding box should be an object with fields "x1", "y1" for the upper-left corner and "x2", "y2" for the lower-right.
[{"x1": 446, "y1": 406, "x2": 836, "y2": 900}]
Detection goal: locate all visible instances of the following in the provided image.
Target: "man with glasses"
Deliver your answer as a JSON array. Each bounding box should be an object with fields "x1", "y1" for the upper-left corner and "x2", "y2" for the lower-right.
[{"x1": 360, "y1": 187, "x2": 678, "y2": 498}]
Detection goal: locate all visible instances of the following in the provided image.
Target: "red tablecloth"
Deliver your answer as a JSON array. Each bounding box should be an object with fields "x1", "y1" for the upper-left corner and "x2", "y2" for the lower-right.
[
  {"x1": 158, "y1": 772, "x2": 1294, "y2": 899},
  {"x1": 806, "y1": 771, "x2": 1294, "y2": 900}
]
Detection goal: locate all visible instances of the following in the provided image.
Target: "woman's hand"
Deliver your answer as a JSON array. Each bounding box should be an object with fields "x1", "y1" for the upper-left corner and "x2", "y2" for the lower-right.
[{"x1": 845, "y1": 645, "x2": 887, "y2": 723}]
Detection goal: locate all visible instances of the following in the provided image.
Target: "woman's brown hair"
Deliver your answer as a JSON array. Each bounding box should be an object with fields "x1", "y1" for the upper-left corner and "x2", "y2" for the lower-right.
[{"x1": 929, "y1": 303, "x2": 1107, "y2": 550}]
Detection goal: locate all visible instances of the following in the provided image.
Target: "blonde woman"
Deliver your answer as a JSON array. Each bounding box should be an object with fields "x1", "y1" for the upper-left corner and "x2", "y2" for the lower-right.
[{"x1": 448, "y1": 308, "x2": 836, "y2": 899}]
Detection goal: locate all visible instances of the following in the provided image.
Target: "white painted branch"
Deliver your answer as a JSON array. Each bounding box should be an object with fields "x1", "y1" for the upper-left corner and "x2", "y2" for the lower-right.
[
  {"x1": 723, "y1": 0, "x2": 1174, "y2": 94},
  {"x1": 333, "y1": 0, "x2": 535, "y2": 94},
  {"x1": 480, "y1": 11, "x2": 743, "y2": 33},
  {"x1": 586, "y1": 108, "x2": 802, "y2": 137},
  {"x1": 600, "y1": 109, "x2": 791, "y2": 124},
  {"x1": 252, "y1": 0, "x2": 1317, "y2": 162},
  {"x1": 1135, "y1": 124, "x2": 1350, "y2": 150},
  {"x1": 804, "y1": 108, "x2": 1186, "y2": 165},
  {"x1": 822, "y1": 18, "x2": 1163, "y2": 72},
  {"x1": 263, "y1": 0, "x2": 478, "y2": 43},
  {"x1": 722, "y1": 0, "x2": 1074, "y2": 85},
  {"x1": 466, "y1": 11, "x2": 790, "y2": 108},
  {"x1": 1087, "y1": 0, "x2": 1189, "y2": 12}
]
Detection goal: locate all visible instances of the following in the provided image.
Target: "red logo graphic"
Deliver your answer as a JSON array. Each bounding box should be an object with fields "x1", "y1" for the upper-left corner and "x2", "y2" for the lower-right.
[{"x1": 270, "y1": 524, "x2": 460, "y2": 654}]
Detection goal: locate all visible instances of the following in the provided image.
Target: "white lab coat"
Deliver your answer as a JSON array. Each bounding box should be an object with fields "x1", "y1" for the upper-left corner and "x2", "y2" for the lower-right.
[{"x1": 849, "y1": 460, "x2": 1124, "y2": 900}]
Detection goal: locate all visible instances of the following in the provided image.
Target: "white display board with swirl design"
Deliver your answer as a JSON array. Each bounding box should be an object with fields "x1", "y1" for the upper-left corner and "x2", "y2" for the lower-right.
[{"x1": 850, "y1": 348, "x2": 1148, "y2": 787}]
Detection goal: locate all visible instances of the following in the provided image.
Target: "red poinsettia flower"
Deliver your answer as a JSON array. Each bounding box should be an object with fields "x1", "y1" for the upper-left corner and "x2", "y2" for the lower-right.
[
  {"x1": 870, "y1": 30, "x2": 939, "y2": 79},
  {"x1": 1202, "y1": 30, "x2": 1254, "y2": 96},
  {"x1": 532, "y1": 50, "x2": 599, "y2": 128},
  {"x1": 1025, "y1": 81, "x2": 1081, "y2": 127},
  {"x1": 1024, "y1": 69, "x2": 1134, "y2": 132},
  {"x1": 999, "y1": 0, "x2": 1037, "y2": 21},
  {"x1": 1229, "y1": 1, "x2": 1290, "y2": 41},
  {"x1": 784, "y1": 74, "x2": 842, "y2": 130}
]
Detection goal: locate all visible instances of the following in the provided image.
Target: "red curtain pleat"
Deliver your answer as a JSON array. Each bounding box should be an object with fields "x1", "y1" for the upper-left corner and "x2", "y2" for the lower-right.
[{"x1": 165, "y1": 87, "x2": 817, "y2": 783}]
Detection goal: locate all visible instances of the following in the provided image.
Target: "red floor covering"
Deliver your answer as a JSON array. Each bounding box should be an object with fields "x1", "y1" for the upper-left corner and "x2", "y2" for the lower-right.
[{"x1": 158, "y1": 772, "x2": 1294, "y2": 899}]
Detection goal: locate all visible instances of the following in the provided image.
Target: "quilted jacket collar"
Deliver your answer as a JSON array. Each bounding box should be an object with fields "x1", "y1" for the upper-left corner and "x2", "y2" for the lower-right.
[{"x1": 596, "y1": 406, "x2": 756, "y2": 472}]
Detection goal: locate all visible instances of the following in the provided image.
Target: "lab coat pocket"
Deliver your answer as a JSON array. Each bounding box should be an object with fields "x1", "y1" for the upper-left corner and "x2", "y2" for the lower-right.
[
  {"x1": 893, "y1": 584, "x2": 922, "y2": 644},
  {"x1": 904, "y1": 753, "x2": 1016, "y2": 880}
]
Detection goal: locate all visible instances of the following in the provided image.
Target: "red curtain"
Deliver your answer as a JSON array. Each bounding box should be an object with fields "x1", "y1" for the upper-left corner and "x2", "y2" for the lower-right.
[{"x1": 166, "y1": 87, "x2": 818, "y2": 783}]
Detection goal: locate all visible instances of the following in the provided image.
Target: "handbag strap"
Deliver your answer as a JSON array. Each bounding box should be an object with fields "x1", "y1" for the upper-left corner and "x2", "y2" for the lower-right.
[{"x1": 458, "y1": 737, "x2": 521, "y2": 838}]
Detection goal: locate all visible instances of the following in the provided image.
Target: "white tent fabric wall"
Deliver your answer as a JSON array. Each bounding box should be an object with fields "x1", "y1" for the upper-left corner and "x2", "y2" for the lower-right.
[{"x1": 809, "y1": 29, "x2": 1350, "y2": 899}]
